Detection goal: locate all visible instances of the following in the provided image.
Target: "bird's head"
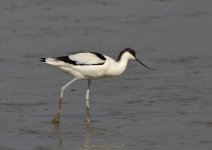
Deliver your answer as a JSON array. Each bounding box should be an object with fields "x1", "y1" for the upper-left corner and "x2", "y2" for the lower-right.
[{"x1": 118, "y1": 48, "x2": 157, "y2": 70}]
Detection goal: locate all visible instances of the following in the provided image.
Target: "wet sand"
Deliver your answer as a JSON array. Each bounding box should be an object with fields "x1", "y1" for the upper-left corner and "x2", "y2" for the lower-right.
[{"x1": 0, "y1": 0, "x2": 212, "y2": 149}]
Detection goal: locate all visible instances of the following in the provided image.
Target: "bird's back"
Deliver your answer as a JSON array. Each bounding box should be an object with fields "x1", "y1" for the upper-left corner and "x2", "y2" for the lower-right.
[{"x1": 69, "y1": 52, "x2": 106, "y2": 65}]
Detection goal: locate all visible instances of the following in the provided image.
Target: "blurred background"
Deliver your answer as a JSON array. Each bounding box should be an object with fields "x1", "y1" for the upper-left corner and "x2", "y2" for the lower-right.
[{"x1": 0, "y1": 0, "x2": 212, "y2": 150}]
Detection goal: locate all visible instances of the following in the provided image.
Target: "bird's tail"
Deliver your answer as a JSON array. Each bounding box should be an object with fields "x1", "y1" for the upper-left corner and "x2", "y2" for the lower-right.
[
  {"x1": 40, "y1": 57, "x2": 70, "y2": 67},
  {"x1": 40, "y1": 58, "x2": 46, "y2": 62}
]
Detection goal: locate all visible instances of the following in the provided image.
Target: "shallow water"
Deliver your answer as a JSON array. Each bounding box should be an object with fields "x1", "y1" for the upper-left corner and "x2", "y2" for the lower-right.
[{"x1": 1, "y1": 0, "x2": 212, "y2": 149}]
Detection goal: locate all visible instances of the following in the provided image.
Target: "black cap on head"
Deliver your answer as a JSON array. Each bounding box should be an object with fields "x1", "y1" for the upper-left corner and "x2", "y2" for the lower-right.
[
  {"x1": 118, "y1": 48, "x2": 136, "y2": 60},
  {"x1": 124, "y1": 48, "x2": 136, "y2": 57}
]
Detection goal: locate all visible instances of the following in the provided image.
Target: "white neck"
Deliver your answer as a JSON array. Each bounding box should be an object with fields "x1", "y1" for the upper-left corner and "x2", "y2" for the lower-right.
[{"x1": 105, "y1": 52, "x2": 134, "y2": 77}]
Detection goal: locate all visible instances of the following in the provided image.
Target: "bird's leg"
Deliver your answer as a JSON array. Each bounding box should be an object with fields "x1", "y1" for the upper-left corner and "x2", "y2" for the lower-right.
[
  {"x1": 52, "y1": 97, "x2": 62, "y2": 124},
  {"x1": 86, "y1": 80, "x2": 91, "y2": 123},
  {"x1": 52, "y1": 78, "x2": 79, "y2": 124}
]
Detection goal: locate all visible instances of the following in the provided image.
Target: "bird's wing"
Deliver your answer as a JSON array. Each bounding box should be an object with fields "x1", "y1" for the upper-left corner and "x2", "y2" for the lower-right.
[{"x1": 55, "y1": 52, "x2": 106, "y2": 65}]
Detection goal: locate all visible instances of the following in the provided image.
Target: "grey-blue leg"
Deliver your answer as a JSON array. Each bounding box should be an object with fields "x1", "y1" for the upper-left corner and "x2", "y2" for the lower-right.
[
  {"x1": 52, "y1": 78, "x2": 79, "y2": 124},
  {"x1": 86, "y1": 80, "x2": 91, "y2": 123}
]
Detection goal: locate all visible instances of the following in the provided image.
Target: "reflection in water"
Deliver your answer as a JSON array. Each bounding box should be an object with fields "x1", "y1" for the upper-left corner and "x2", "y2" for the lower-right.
[
  {"x1": 53, "y1": 123, "x2": 63, "y2": 147},
  {"x1": 52, "y1": 122, "x2": 127, "y2": 150},
  {"x1": 82, "y1": 123, "x2": 127, "y2": 150},
  {"x1": 83, "y1": 123, "x2": 92, "y2": 150}
]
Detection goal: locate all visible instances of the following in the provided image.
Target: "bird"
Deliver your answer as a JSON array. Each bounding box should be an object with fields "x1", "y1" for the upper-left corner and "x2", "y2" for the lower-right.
[{"x1": 41, "y1": 48, "x2": 156, "y2": 124}]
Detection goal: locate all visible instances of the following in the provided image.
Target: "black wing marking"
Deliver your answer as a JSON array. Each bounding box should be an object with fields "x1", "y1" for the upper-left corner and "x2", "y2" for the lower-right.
[
  {"x1": 55, "y1": 56, "x2": 105, "y2": 65},
  {"x1": 90, "y1": 52, "x2": 106, "y2": 60},
  {"x1": 55, "y1": 56, "x2": 76, "y2": 64}
]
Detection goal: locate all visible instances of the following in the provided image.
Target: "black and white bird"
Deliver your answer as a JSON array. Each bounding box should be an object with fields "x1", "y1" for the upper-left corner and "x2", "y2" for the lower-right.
[{"x1": 41, "y1": 48, "x2": 156, "y2": 124}]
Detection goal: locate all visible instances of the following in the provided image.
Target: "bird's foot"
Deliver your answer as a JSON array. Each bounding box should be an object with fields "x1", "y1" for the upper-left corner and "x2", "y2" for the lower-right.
[
  {"x1": 86, "y1": 116, "x2": 90, "y2": 124},
  {"x1": 52, "y1": 113, "x2": 60, "y2": 124}
]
